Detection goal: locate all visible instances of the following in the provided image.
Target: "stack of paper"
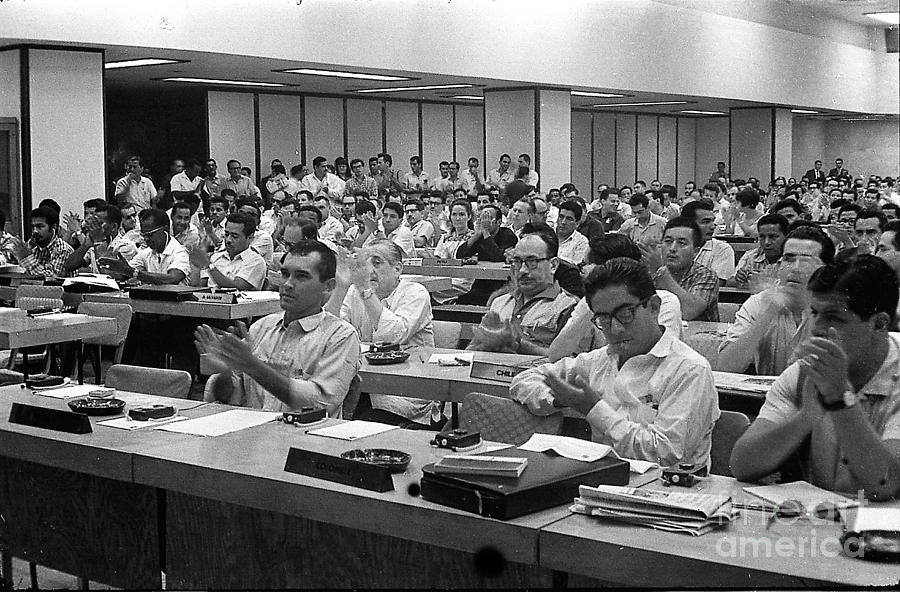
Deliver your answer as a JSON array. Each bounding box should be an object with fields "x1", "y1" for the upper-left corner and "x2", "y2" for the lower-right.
[{"x1": 572, "y1": 484, "x2": 739, "y2": 536}]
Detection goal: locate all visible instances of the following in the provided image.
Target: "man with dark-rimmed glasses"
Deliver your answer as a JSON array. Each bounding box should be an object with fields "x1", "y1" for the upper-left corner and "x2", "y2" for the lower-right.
[{"x1": 102, "y1": 208, "x2": 190, "y2": 285}]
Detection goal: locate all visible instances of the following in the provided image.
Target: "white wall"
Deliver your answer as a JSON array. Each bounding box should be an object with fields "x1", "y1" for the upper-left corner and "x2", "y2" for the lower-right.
[
  {"x1": 792, "y1": 118, "x2": 900, "y2": 180},
  {"x1": 730, "y1": 108, "x2": 772, "y2": 182},
  {"x1": 570, "y1": 111, "x2": 591, "y2": 197},
  {"x1": 694, "y1": 118, "x2": 729, "y2": 184},
  {"x1": 28, "y1": 49, "x2": 105, "y2": 216},
  {"x1": 207, "y1": 91, "x2": 255, "y2": 173},
  {"x1": 791, "y1": 118, "x2": 826, "y2": 179},
  {"x1": 258, "y1": 94, "x2": 301, "y2": 171},
  {"x1": 454, "y1": 104, "x2": 484, "y2": 173},
  {"x1": 484, "y1": 90, "x2": 534, "y2": 175},
  {"x1": 538, "y1": 90, "x2": 571, "y2": 192}
]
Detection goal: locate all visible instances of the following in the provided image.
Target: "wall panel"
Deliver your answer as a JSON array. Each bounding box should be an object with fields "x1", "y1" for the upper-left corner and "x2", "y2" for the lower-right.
[
  {"x1": 791, "y1": 118, "x2": 826, "y2": 179},
  {"x1": 421, "y1": 103, "x2": 453, "y2": 179},
  {"x1": 454, "y1": 104, "x2": 484, "y2": 172},
  {"x1": 570, "y1": 111, "x2": 592, "y2": 198},
  {"x1": 694, "y1": 117, "x2": 729, "y2": 184},
  {"x1": 538, "y1": 89, "x2": 571, "y2": 191},
  {"x1": 258, "y1": 94, "x2": 301, "y2": 171},
  {"x1": 592, "y1": 113, "x2": 617, "y2": 191},
  {"x1": 730, "y1": 108, "x2": 772, "y2": 182},
  {"x1": 657, "y1": 117, "x2": 677, "y2": 186},
  {"x1": 384, "y1": 101, "x2": 419, "y2": 168},
  {"x1": 615, "y1": 114, "x2": 637, "y2": 189},
  {"x1": 484, "y1": 90, "x2": 533, "y2": 171},
  {"x1": 207, "y1": 91, "x2": 255, "y2": 173},
  {"x1": 676, "y1": 118, "x2": 696, "y2": 193},
  {"x1": 636, "y1": 115, "x2": 658, "y2": 184},
  {"x1": 304, "y1": 96, "x2": 344, "y2": 163},
  {"x1": 346, "y1": 99, "x2": 383, "y2": 164}
]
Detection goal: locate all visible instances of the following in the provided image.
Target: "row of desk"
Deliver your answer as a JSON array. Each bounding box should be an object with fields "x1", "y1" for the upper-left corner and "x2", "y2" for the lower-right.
[{"x1": 0, "y1": 386, "x2": 895, "y2": 589}]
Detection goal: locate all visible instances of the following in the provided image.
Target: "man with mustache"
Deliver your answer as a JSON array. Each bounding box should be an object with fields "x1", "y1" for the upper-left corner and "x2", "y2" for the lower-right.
[{"x1": 9, "y1": 206, "x2": 74, "y2": 277}]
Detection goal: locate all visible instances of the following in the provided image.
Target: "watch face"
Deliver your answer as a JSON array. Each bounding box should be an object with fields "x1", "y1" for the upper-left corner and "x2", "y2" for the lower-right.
[{"x1": 843, "y1": 391, "x2": 857, "y2": 408}]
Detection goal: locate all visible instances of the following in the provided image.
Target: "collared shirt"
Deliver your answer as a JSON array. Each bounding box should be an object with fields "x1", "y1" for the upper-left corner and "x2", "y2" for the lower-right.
[
  {"x1": 173, "y1": 226, "x2": 200, "y2": 251},
  {"x1": 402, "y1": 170, "x2": 431, "y2": 192},
  {"x1": 85, "y1": 230, "x2": 140, "y2": 273},
  {"x1": 19, "y1": 236, "x2": 74, "y2": 277},
  {"x1": 520, "y1": 169, "x2": 539, "y2": 187},
  {"x1": 694, "y1": 238, "x2": 735, "y2": 281},
  {"x1": 719, "y1": 289, "x2": 810, "y2": 376},
  {"x1": 264, "y1": 174, "x2": 299, "y2": 200},
  {"x1": 203, "y1": 173, "x2": 229, "y2": 198},
  {"x1": 383, "y1": 226, "x2": 415, "y2": 257},
  {"x1": 341, "y1": 280, "x2": 438, "y2": 424},
  {"x1": 201, "y1": 246, "x2": 267, "y2": 290},
  {"x1": 375, "y1": 169, "x2": 403, "y2": 197},
  {"x1": 486, "y1": 167, "x2": 514, "y2": 191},
  {"x1": 489, "y1": 282, "x2": 577, "y2": 349},
  {"x1": 343, "y1": 175, "x2": 378, "y2": 199},
  {"x1": 228, "y1": 311, "x2": 360, "y2": 417},
  {"x1": 460, "y1": 170, "x2": 481, "y2": 196},
  {"x1": 434, "y1": 176, "x2": 463, "y2": 193},
  {"x1": 169, "y1": 171, "x2": 202, "y2": 193},
  {"x1": 757, "y1": 333, "x2": 900, "y2": 494},
  {"x1": 0, "y1": 231, "x2": 17, "y2": 265},
  {"x1": 431, "y1": 229, "x2": 475, "y2": 304},
  {"x1": 733, "y1": 247, "x2": 779, "y2": 287},
  {"x1": 318, "y1": 216, "x2": 344, "y2": 243},
  {"x1": 511, "y1": 330, "x2": 720, "y2": 468},
  {"x1": 299, "y1": 172, "x2": 345, "y2": 197},
  {"x1": 223, "y1": 175, "x2": 261, "y2": 199},
  {"x1": 409, "y1": 219, "x2": 434, "y2": 243},
  {"x1": 114, "y1": 175, "x2": 158, "y2": 210},
  {"x1": 250, "y1": 231, "x2": 274, "y2": 265},
  {"x1": 618, "y1": 213, "x2": 668, "y2": 246},
  {"x1": 674, "y1": 262, "x2": 720, "y2": 322},
  {"x1": 557, "y1": 230, "x2": 590, "y2": 265},
  {"x1": 129, "y1": 237, "x2": 191, "y2": 284}
]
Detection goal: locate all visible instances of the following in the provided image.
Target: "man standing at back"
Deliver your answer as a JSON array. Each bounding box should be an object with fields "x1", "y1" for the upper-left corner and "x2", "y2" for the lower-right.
[
  {"x1": 486, "y1": 154, "x2": 515, "y2": 192},
  {"x1": 516, "y1": 153, "x2": 539, "y2": 187},
  {"x1": 115, "y1": 155, "x2": 157, "y2": 210},
  {"x1": 803, "y1": 160, "x2": 826, "y2": 185},
  {"x1": 375, "y1": 153, "x2": 403, "y2": 198},
  {"x1": 224, "y1": 159, "x2": 261, "y2": 200},
  {"x1": 402, "y1": 156, "x2": 431, "y2": 197}
]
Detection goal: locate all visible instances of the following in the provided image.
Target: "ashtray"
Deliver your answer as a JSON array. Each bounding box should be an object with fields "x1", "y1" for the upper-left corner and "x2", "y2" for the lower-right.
[
  {"x1": 370, "y1": 342, "x2": 401, "y2": 353},
  {"x1": 365, "y1": 351, "x2": 410, "y2": 365},
  {"x1": 341, "y1": 448, "x2": 411, "y2": 473},
  {"x1": 67, "y1": 397, "x2": 126, "y2": 416}
]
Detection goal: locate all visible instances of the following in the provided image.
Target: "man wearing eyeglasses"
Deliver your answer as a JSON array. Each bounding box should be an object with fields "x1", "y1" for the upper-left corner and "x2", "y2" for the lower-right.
[
  {"x1": 102, "y1": 208, "x2": 190, "y2": 285},
  {"x1": 468, "y1": 226, "x2": 577, "y2": 356},
  {"x1": 511, "y1": 258, "x2": 719, "y2": 469},
  {"x1": 404, "y1": 199, "x2": 434, "y2": 254}
]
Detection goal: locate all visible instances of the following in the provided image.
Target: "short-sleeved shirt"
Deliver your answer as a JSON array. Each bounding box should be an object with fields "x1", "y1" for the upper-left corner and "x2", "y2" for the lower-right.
[
  {"x1": 223, "y1": 175, "x2": 261, "y2": 199},
  {"x1": 486, "y1": 168, "x2": 514, "y2": 190},
  {"x1": 169, "y1": 171, "x2": 202, "y2": 193},
  {"x1": 489, "y1": 283, "x2": 577, "y2": 349},
  {"x1": 733, "y1": 247, "x2": 779, "y2": 287},
  {"x1": 18, "y1": 236, "x2": 74, "y2": 278},
  {"x1": 677, "y1": 262, "x2": 720, "y2": 322},
  {"x1": 201, "y1": 247, "x2": 267, "y2": 290},
  {"x1": 385, "y1": 226, "x2": 416, "y2": 258},
  {"x1": 756, "y1": 333, "x2": 900, "y2": 494},
  {"x1": 402, "y1": 171, "x2": 431, "y2": 192},
  {"x1": 319, "y1": 216, "x2": 344, "y2": 242},
  {"x1": 343, "y1": 175, "x2": 378, "y2": 199},
  {"x1": 619, "y1": 213, "x2": 669, "y2": 246},
  {"x1": 115, "y1": 175, "x2": 158, "y2": 210},
  {"x1": 229, "y1": 311, "x2": 360, "y2": 417},
  {"x1": 557, "y1": 230, "x2": 589, "y2": 265},
  {"x1": 129, "y1": 237, "x2": 191, "y2": 284},
  {"x1": 694, "y1": 238, "x2": 735, "y2": 281}
]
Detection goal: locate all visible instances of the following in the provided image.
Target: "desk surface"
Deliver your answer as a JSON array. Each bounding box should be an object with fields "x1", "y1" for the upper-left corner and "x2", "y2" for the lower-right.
[
  {"x1": 84, "y1": 290, "x2": 282, "y2": 319},
  {"x1": 401, "y1": 274, "x2": 451, "y2": 293},
  {"x1": 0, "y1": 313, "x2": 117, "y2": 349},
  {"x1": 404, "y1": 261, "x2": 511, "y2": 281}
]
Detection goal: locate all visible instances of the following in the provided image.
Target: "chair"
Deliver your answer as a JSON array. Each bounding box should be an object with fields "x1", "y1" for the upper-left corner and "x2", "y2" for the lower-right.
[
  {"x1": 342, "y1": 374, "x2": 362, "y2": 419},
  {"x1": 8, "y1": 286, "x2": 65, "y2": 373},
  {"x1": 105, "y1": 364, "x2": 192, "y2": 399},
  {"x1": 14, "y1": 284, "x2": 64, "y2": 301},
  {"x1": 718, "y1": 302, "x2": 740, "y2": 324},
  {"x1": 432, "y1": 320, "x2": 462, "y2": 349},
  {"x1": 460, "y1": 392, "x2": 563, "y2": 446},
  {"x1": 710, "y1": 410, "x2": 751, "y2": 477},
  {"x1": 76, "y1": 302, "x2": 133, "y2": 383}
]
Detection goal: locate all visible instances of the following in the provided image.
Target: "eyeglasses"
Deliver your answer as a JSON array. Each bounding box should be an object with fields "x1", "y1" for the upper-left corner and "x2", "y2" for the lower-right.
[
  {"x1": 765, "y1": 499, "x2": 841, "y2": 530},
  {"x1": 404, "y1": 209, "x2": 418, "y2": 215},
  {"x1": 139, "y1": 226, "x2": 166, "y2": 240},
  {"x1": 591, "y1": 299, "x2": 649, "y2": 330},
  {"x1": 508, "y1": 256, "x2": 549, "y2": 270}
]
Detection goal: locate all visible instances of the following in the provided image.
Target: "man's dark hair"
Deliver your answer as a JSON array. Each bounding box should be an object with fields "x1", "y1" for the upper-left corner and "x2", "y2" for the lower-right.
[
  {"x1": 382, "y1": 201, "x2": 403, "y2": 218},
  {"x1": 521, "y1": 222, "x2": 559, "y2": 257},
  {"x1": 785, "y1": 225, "x2": 835, "y2": 264},
  {"x1": 505, "y1": 180, "x2": 530, "y2": 202},
  {"x1": 598, "y1": 188, "x2": 619, "y2": 201},
  {"x1": 369, "y1": 156, "x2": 379, "y2": 165},
  {"x1": 585, "y1": 257, "x2": 656, "y2": 305},
  {"x1": 660, "y1": 184, "x2": 677, "y2": 199},
  {"x1": 518, "y1": 153, "x2": 531, "y2": 165},
  {"x1": 756, "y1": 213, "x2": 790, "y2": 235},
  {"x1": 287, "y1": 240, "x2": 337, "y2": 282},
  {"x1": 139, "y1": 208, "x2": 170, "y2": 230},
  {"x1": 702, "y1": 182, "x2": 720, "y2": 195},
  {"x1": 30, "y1": 206, "x2": 60, "y2": 228},
  {"x1": 289, "y1": 164, "x2": 305, "y2": 177},
  {"x1": 885, "y1": 220, "x2": 900, "y2": 250},
  {"x1": 127, "y1": 155, "x2": 144, "y2": 166},
  {"x1": 736, "y1": 188, "x2": 761, "y2": 209},
  {"x1": 298, "y1": 205, "x2": 323, "y2": 224},
  {"x1": 312, "y1": 156, "x2": 327, "y2": 168},
  {"x1": 354, "y1": 200, "x2": 376, "y2": 217},
  {"x1": 349, "y1": 158, "x2": 364, "y2": 168},
  {"x1": 221, "y1": 188, "x2": 237, "y2": 199},
  {"x1": 405, "y1": 198, "x2": 425, "y2": 211},
  {"x1": 664, "y1": 217, "x2": 703, "y2": 247},
  {"x1": 681, "y1": 198, "x2": 715, "y2": 221},
  {"x1": 838, "y1": 203, "x2": 862, "y2": 218},
  {"x1": 279, "y1": 197, "x2": 298, "y2": 211},
  {"x1": 856, "y1": 208, "x2": 887, "y2": 233},
  {"x1": 99, "y1": 203, "x2": 122, "y2": 227},
  {"x1": 772, "y1": 198, "x2": 803, "y2": 216},
  {"x1": 829, "y1": 198, "x2": 850, "y2": 210},
  {"x1": 283, "y1": 218, "x2": 319, "y2": 241},
  {"x1": 271, "y1": 164, "x2": 286, "y2": 176},
  {"x1": 225, "y1": 212, "x2": 258, "y2": 237},
  {"x1": 209, "y1": 195, "x2": 230, "y2": 210},
  {"x1": 83, "y1": 198, "x2": 106, "y2": 211},
  {"x1": 377, "y1": 153, "x2": 393, "y2": 166},
  {"x1": 587, "y1": 234, "x2": 642, "y2": 265},
  {"x1": 171, "y1": 200, "x2": 192, "y2": 216},
  {"x1": 38, "y1": 198, "x2": 61, "y2": 214},
  {"x1": 882, "y1": 203, "x2": 900, "y2": 218},
  {"x1": 482, "y1": 204, "x2": 502, "y2": 221},
  {"x1": 558, "y1": 199, "x2": 583, "y2": 221},
  {"x1": 808, "y1": 254, "x2": 898, "y2": 326}
]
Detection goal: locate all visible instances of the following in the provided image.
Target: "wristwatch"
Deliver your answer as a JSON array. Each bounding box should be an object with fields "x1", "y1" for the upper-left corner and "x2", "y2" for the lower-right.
[
  {"x1": 820, "y1": 390, "x2": 858, "y2": 412},
  {"x1": 361, "y1": 287, "x2": 376, "y2": 300}
]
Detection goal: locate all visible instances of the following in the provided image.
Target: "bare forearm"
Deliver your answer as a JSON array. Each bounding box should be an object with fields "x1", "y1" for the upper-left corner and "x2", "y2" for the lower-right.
[
  {"x1": 831, "y1": 409, "x2": 900, "y2": 500},
  {"x1": 730, "y1": 415, "x2": 814, "y2": 482},
  {"x1": 717, "y1": 310, "x2": 780, "y2": 372}
]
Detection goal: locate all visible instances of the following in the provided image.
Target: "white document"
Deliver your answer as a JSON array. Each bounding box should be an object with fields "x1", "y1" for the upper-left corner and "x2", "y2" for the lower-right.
[
  {"x1": 847, "y1": 507, "x2": 900, "y2": 533},
  {"x1": 519, "y1": 433, "x2": 614, "y2": 462},
  {"x1": 39, "y1": 312, "x2": 83, "y2": 321},
  {"x1": 745, "y1": 481, "x2": 859, "y2": 509},
  {"x1": 63, "y1": 274, "x2": 119, "y2": 290},
  {"x1": 624, "y1": 459, "x2": 660, "y2": 474},
  {"x1": 236, "y1": 291, "x2": 279, "y2": 302},
  {"x1": 98, "y1": 415, "x2": 188, "y2": 430},
  {"x1": 155, "y1": 409, "x2": 280, "y2": 437},
  {"x1": 33, "y1": 384, "x2": 98, "y2": 399},
  {"x1": 306, "y1": 420, "x2": 398, "y2": 441},
  {"x1": 427, "y1": 352, "x2": 474, "y2": 365}
]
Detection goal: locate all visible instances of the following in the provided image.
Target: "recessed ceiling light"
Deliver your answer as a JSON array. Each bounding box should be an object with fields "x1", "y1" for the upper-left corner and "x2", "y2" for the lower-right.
[
  {"x1": 791, "y1": 109, "x2": 820, "y2": 114},
  {"x1": 679, "y1": 110, "x2": 726, "y2": 115},
  {"x1": 279, "y1": 68, "x2": 412, "y2": 81},
  {"x1": 355, "y1": 84, "x2": 473, "y2": 94},
  {"x1": 448, "y1": 95, "x2": 484, "y2": 100},
  {"x1": 592, "y1": 101, "x2": 689, "y2": 108},
  {"x1": 105, "y1": 58, "x2": 184, "y2": 70},
  {"x1": 865, "y1": 12, "x2": 899, "y2": 25},
  {"x1": 162, "y1": 77, "x2": 286, "y2": 87},
  {"x1": 571, "y1": 91, "x2": 628, "y2": 98}
]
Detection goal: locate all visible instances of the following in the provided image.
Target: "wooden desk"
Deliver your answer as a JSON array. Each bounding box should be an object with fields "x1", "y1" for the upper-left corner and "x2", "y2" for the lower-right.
[
  {"x1": 540, "y1": 476, "x2": 900, "y2": 587},
  {"x1": 404, "y1": 261, "x2": 511, "y2": 281},
  {"x1": 401, "y1": 274, "x2": 451, "y2": 293},
  {"x1": 84, "y1": 290, "x2": 282, "y2": 320},
  {"x1": 0, "y1": 313, "x2": 116, "y2": 350}
]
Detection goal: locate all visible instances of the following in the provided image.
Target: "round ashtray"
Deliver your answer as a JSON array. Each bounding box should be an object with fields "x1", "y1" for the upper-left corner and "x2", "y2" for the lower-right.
[
  {"x1": 341, "y1": 448, "x2": 411, "y2": 473},
  {"x1": 364, "y1": 351, "x2": 410, "y2": 365},
  {"x1": 67, "y1": 397, "x2": 126, "y2": 416},
  {"x1": 370, "y1": 342, "x2": 401, "y2": 353}
]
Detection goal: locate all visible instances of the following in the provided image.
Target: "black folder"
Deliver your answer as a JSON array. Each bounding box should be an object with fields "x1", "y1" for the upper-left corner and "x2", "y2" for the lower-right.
[
  {"x1": 420, "y1": 447, "x2": 630, "y2": 520},
  {"x1": 128, "y1": 285, "x2": 210, "y2": 301}
]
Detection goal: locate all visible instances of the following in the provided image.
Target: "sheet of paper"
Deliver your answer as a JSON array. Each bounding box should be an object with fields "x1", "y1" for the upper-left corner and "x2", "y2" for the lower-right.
[
  {"x1": 63, "y1": 275, "x2": 119, "y2": 290},
  {"x1": 98, "y1": 415, "x2": 188, "y2": 430},
  {"x1": 155, "y1": 409, "x2": 280, "y2": 437},
  {"x1": 39, "y1": 312, "x2": 83, "y2": 321},
  {"x1": 848, "y1": 507, "x2": 900, "y2": 532},
  {"x1": 624, "y1": 459, "x2": 660, "y2": 474},
  {"x1": 33, "y1": 384, "x2": 98, "y2": 399},
  {"x1": 427, "y1": 352, "x2": 474, "y2": 365},
  {"x1": 745, "y1": 481, "x2": 859, "y2": 509},
  {"x1": 519, "y1": 433, "x2": 614, "y2": 462},
  {"x1": 306, "y1": 420, "x2": 398, "y2": 441},
  {"x1": 236, "y1": 291, "x2": 279, "y2": 302}
]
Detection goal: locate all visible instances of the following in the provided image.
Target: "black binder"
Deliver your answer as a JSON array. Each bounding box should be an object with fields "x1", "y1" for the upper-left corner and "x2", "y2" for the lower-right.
[
  {"x1": 128, "y1": 285, "x2": 210, "y2": 301},
  {"x1": 420, "y1": 447, "x2": 630, "y2": 520}
]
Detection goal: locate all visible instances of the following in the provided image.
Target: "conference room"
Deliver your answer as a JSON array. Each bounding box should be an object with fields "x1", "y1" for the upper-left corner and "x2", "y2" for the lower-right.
[{"x1": 1, "y1": 0, "x2": 899, "y2": 589}]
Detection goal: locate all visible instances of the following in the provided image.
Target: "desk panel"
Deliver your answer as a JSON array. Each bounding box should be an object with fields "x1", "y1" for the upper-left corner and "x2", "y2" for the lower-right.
[
  {"x1": 84, "y1": 291, "x2": 281, "y2": 320},
  {"x1": 407, "y1": 263, "x2": 510, "y2": 281}
]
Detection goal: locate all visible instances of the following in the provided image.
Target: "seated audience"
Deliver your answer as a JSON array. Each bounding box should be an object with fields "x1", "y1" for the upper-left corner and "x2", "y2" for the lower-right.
[
  {"x1": 102, "y1": 208, "x2": 190, "y2": 285},
  {"x1": 431, "y1": 198, "x2": 476, "y2": 304},
  {"x1": 403, "y1": 198, "x2": 434, "y2": 255},
  {"x1": 727, "y1": 214, "x2": 789, "y2": 289},
  {"x1": 555, "y1": 200, "x2": 590, "y2": 264},
  {"x1": 854, "y1": 208, "x2": 887, "y2": 255},
  {"x1": 591, "y1": 188, "x2": 626, "y2": 232},
  {"x1": 455, "y1": 203, "x2": 517, "y2": 305},
  {"x1": 718, "y1": 226, "x2": 835, "y2": 375},
  {"x1": 681, "y1": 199, "x2": 735, "y2": 284},
  {"x1": 9, "y1": 206, "x2": 74, "y2": 277},
  {"x1": 618, "y1": 193, "x2": 667, "y2": 246},
  {"x1": 511, "y1": 258, "x2": 720, "y2": 469},
  {"x1": 313, "y1": 194, "x2": 344, "y2": 243},
  {"x1": 235, "y1": 199, "x2": 274, "y2": 265},
  {"x1": 731, "y1": 255, "x2": 900, "y2": 499},
  {"x1": 64, "y1": 203, "x2": 137, "y2": 274},
  {"x1": 189, "y1": 212, "x2": 267, "y2": 290}
]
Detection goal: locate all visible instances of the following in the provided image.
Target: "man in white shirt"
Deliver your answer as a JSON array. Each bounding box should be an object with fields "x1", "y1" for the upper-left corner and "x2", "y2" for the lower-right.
[
  {"x1": 512, "y1": 257, "x2": 719, "y2": 469},
  {"x1": 402, "y1": 155, "x2": 431, "y2": 196},
  {"x1": 516, "y1": 153, "x2": 539, "y2": 187},
  {"x1": 378, "y1": 202, "x2": 415, "y2": 257},
  {"x1": 223, "y1": 160, "x2": 261, "y2": 199},
  {"x1": 313, "y1": 195, "x2": 344, "y2": 242},
  {"x1": 461, "y1": 157, "x2": 484, "y2": 198},
  {"x1": 190, "y1": 212, "x2": 267, "y2": 290},
  {"x1": 170, "y1": 159, "x2": 203, "y2": 196},
  {"x1": 114, "y1": 155, "x2": 158, "y2": 210},
  {"x1": 103, "y1": 208, "x2": 191, "y2": 285},
  {"x1": 682, "y1": 198, "x2": 735, "y2": 284},
  {"x1": 555, "y1": 200, "x2": 589, "y2": 265},
  {"x1": 486, "y1": 153, "x2": 515, "y2": 191},
  {"x1": 618, "y1": 193, "x2": 668, "y2": 247},
  {"x1": 434, "y1": 161, "x2": 464, "y2": 194},
  {"x1": 300, "y1": 156, "x2": 345, "y2": 199},
  {"x1": 404, "y1": 198, "x2": 434, "y2": 253},
  {"x1": 202, "y1": 158, "x2": 228, "y2": 199}
]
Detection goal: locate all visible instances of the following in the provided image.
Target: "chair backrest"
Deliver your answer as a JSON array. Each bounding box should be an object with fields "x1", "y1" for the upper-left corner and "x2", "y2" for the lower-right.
[
  {"x1": 460, "y1": 392, "x2": 563, "y2": 446},
  {"x1": 15, "y1": 296, "x2": 63, "y2": 311},
  {"x1": 105, "y1": 364, "x2": 193, "y2": 399},
  {"x1": 432, "y1": 320, "x2": 462, "y2": 349},
  {"x1": 77, "y1": 302, "x2": 134, "y2": 347},
  {"x1": 683, "y1": 333, "x2": 721, "y2": 369},
  {"x1": 710, "y1": 410, "x2": 751, "y2": 477},
  {"x1": 717, "y1": 302, "x2": 740, "y2": 324},
  {"x1": 15, "y1": 285, "x2": 63, "y2": 300}
]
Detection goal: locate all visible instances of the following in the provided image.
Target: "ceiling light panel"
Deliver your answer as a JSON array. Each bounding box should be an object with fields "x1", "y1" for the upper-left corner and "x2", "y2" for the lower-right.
[
  {"x1": 355, "y1": 84, "x2": 473, "y2": 93},
  {"x1": 791, "y1": 109, "x2": 820, "y2": 114},
  {"x1": 592, "y1": 101, "x2": 689, "y2": 107},
  {"x1": 105, "y1": 58, "x2": 184, "y2": 69},
  {"x1": 280, "y1": 68, "x2": 412, "y2": 81},
  {"x1": 679, "y1": 110, "x2": 726, "y2": 115},
  {"x1": 571, "y1": 91, "x2": 628, "y2": 98},
  {"x1": 162, "y1": 77, "x2": 286, "y2": 87},
  {"x1": 865, "y1": 12, "x2": 900, "y2": 25}
]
